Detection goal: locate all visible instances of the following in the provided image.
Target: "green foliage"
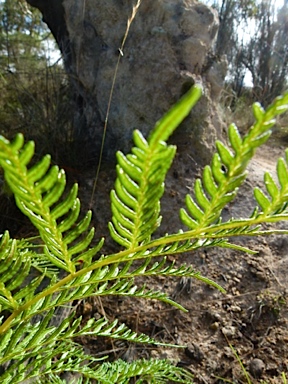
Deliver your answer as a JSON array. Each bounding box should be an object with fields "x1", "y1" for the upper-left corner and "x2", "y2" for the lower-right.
[
  {"x1": 0, "y1": 0, "x2": 47, "y2": 69},
  {"x1": 204, "y1": 0, "x2": 288, "y2": 106},
  {"x1": 0, "y1": 0, "x2": 74, "y2": 171},
  {"x1": 0, "y1": 85, "x2": 287, "y2": 383}
]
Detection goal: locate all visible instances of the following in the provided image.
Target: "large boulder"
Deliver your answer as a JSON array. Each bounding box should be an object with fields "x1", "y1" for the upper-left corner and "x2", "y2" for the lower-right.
[{"x1": 27, "y1": 0, "x2": 226, "y2": 166}]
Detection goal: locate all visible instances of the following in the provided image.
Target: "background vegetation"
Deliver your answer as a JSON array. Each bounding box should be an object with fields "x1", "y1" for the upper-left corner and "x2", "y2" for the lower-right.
[
  {"x1": 0, "y1": 0, "x2": 75, "y2": 165},
  {"x1": 203, "y1": 0, "x2": 288, "y2": 108}
]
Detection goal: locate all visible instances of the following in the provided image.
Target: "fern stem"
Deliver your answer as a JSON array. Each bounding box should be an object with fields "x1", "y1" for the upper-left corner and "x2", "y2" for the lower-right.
[{"x1": 0, "y1": 272, "x2": 76, "y2": 334}]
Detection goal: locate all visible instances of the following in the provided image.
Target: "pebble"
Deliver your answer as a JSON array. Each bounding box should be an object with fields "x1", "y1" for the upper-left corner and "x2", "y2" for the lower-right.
[
  {"x1": 185, "y1": 343, "x2": 204, "y2": 363},
  {"x1": 229, "y1": 305, "x2": 242, "y2": 313},
  {"x1": 231, "y1": 287, "x2": 240, "y2": 295},
  {"x1": 221, "y1": 325, "x2": 237, "y2": 337},
  {"x1": 210, "y1": 321, "x2": 219, "y2": 331},
  {"x1": 223, "y1": 346, "x2": 234, "y2": 358},
  {"x1": 249, "y1": 358, "x2": 265, "y2": 379}
]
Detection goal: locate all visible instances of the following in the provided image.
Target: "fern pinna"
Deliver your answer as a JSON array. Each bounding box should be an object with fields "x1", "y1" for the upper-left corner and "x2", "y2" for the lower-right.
[{"x1": 0, "y1": 86, "x2": 287, "y2": 383}]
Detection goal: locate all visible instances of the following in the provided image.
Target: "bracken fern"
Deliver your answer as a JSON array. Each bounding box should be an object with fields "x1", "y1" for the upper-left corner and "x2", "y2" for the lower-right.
[{"x1": 0, "y1": 86, "x2": 287, "y2": 383}]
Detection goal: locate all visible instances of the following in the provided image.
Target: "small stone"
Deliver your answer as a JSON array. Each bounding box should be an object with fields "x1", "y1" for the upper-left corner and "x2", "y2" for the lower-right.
[
  {"x1": 249, "y1": 358, "x2": 265, "y2": 379},
  {"x1": 93, "y1": 312, "x2": 101, "y2": 320},
  {"x1": 230, "y1": 305, "x2": 242, "y2": 313},
  {"x1": 231, "y1": 287, "x2": 240, "y2": 295},
  {"x1": 221, "y1": 325, "x2": 237, "y2": 337},
  {"x1": 223, "y1": 346, "x2": 234, "y2": 358},
  {"x1": 204, "y1": 310, "x2": 221, "y2": 322},
  {"x1": 210, "y1": 321, "x2": 219, "y2": 330},
  {"x1": 185, "y1": 343, "x2": 204, "y2": 363}
]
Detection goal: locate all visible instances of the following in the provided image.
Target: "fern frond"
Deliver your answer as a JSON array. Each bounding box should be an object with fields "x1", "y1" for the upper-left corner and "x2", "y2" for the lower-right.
[
  {"x1": 253, "y1": 148, "x2": 288, "y2": 216},
  {"x1": 90, "y1": 256, "x2": 225, "y2": 293},
  {"x1": 73, "y1": 316, "x2": 181, "y2": 347},
  {"x1": 0, "y1": 338, "x2": 101, "y2": 384},
  {"x1": 0, "y1": 134, "x2": 104, "y2": 274},
  {"x1": 14, "y1": 237, "x2": 60, "y2": 280},
  {"x1": 0, "y1": 231, "x2": 33, "y2": 311},
  {"x1": 109, "y1": 86, "x2": 202, "y2": 249},
  {"x1": 0, "y1": 271, "x2": 184, "y2": 349},
  {"x1": 0, "y1": 311, "x2": 186, "y2": 383},
  {"x1": 33, "y1": 357, "x2": 192, "y2": 384},
  {"x1": 95, "y1": 358, "x2": 193, "y2": 384},
  {"x1": 0, "y1": 312, "x2": 176, "y2": 369},
  {"x1": 94, "y1": 91, "x2": 288, "y2": 266},
  {"x1": 180, "y1": 91, "x2": 288, "y2": 232},
  {"x1": 106, "y1": 90, "x2": 287, "y2": 277},
  {"x1": 42, "y1": 358, "x2": 193, "y2": 384},
  {"x1": 6, "y1": 273, "x2": 185, "y2": 329}
]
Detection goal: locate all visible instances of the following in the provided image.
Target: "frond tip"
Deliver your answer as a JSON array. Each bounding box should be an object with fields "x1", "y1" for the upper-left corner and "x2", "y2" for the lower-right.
[
  {"x1": 180, "y1": 90, "x2": 288, "y2": 234},
  {"x1": 110, "y1": 86, "x2": 202, "y2": 249},
  {"x1": 0, "y1": 134, "x2": 104, "y2": 273}
]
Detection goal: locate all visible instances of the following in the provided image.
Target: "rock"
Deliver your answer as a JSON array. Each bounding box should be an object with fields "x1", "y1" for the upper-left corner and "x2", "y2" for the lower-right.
[
  {"x1": 27, "y1": 0, "x2": 228, "y2": 239},
  {"x1": 62, "y1": 0, "x2": 225, "y2": 164},
  {"x1": 185, "y1": 342, "x2": 204, "y2": 363},
  {"x1": 229, "y1": 305, "x2": 242, "y2": 313},
  {"x1": 221, "y1": 325, "x2": 237, "y2": 337},
  {"x1": 248, "y1": 358, "x2": 265, "y2": 379},
  {"x1": 210, "y1": 321, "x2": 220, "y2": 331}
]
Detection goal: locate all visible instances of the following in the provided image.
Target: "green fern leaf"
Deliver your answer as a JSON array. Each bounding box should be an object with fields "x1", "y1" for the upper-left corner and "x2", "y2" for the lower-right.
[
  {"x1": 1, "y1": 339, "x2": 101, "y2": 383},
  {"x1": 0, "y1": 135, "x2": 104, "y2": 274},
  {"x1": 180, "y1": 91, "x2": 288, "y2": 233},
  {"x1": 0, "y1": 311, "x2": 181, "y2": 382},
  {"x1": 0, "y1": 232, "x2": 33, "y2": 311},
  {"x1": 253, "y1": 155, "x2": 288, "y2": 217},
  {"x1": 110, "y1": 86, "x2": 202, "y2": 250}
]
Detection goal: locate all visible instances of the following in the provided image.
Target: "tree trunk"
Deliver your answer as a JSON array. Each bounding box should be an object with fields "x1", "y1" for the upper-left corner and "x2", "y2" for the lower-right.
[{"x1": 26, "y1": 0, "x2": 226, "y2": 167}]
